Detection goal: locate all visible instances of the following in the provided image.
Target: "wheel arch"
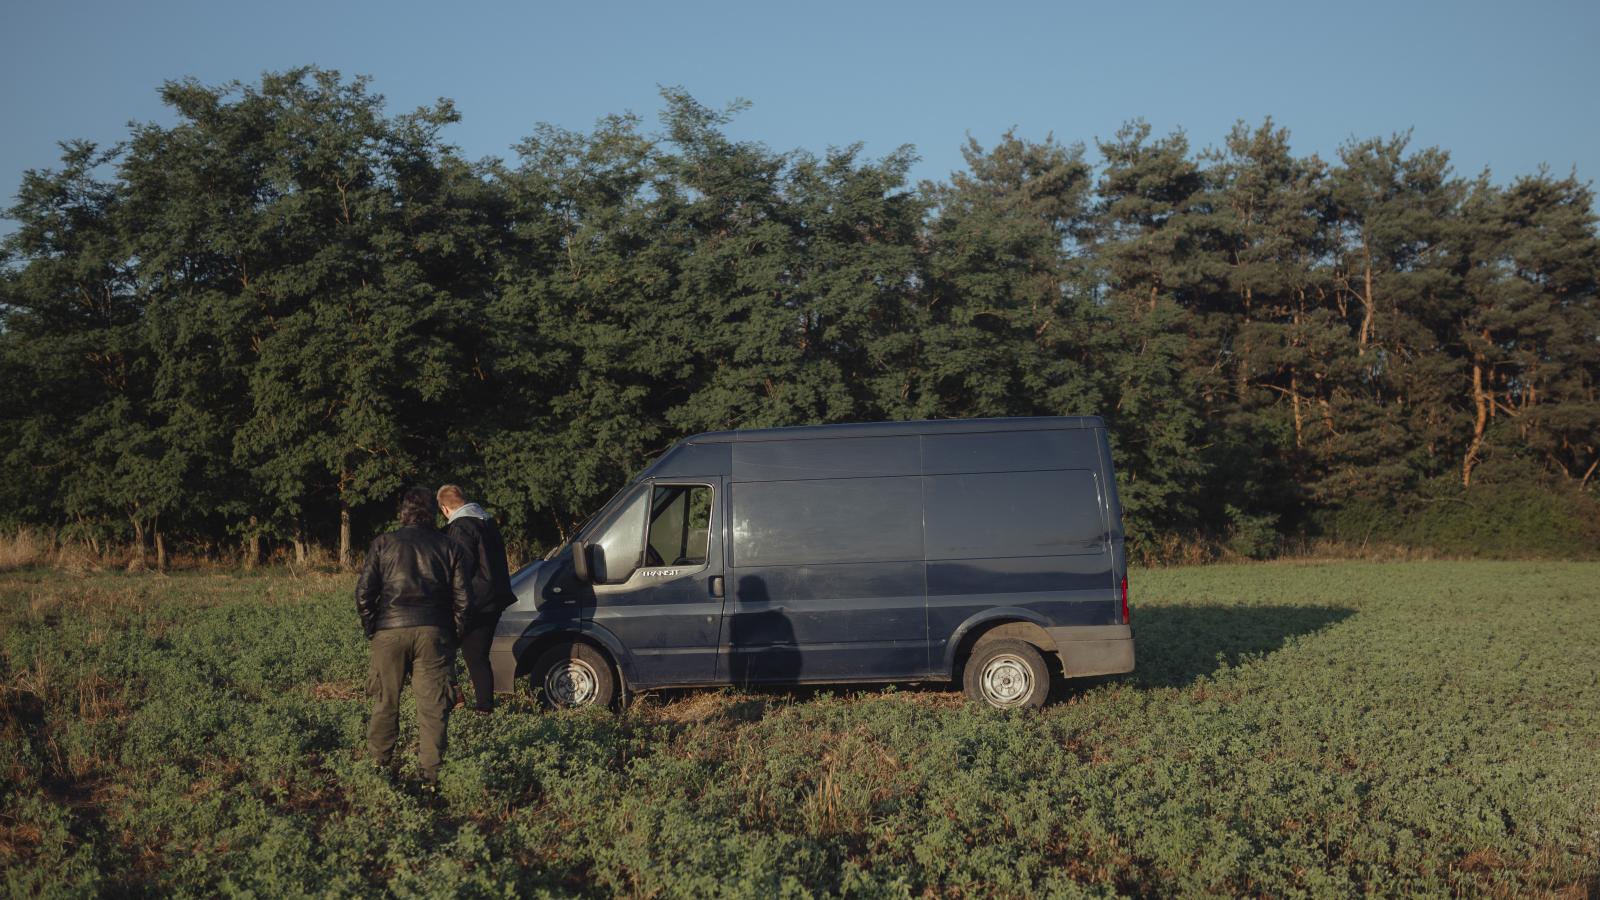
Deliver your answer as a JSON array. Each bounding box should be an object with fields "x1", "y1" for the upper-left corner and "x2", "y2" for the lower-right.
[
  {"x1": 512, "y1": 623, "x2": 632, "y2": 688},
  {"x1": 944, "y1": 611, "x2": 1060, "y2": 679}
]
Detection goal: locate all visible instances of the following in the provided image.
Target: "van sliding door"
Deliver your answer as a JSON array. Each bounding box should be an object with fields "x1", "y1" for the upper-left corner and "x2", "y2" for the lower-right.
[{"x1": 721, "y1": 436, "x2": 931, "y2": 683}]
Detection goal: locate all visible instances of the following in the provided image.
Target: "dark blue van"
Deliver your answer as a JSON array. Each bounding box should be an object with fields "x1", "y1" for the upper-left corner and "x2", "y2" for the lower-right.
[{"x1": 488, "y1": 417, "x2": 1133, "y2": 709}]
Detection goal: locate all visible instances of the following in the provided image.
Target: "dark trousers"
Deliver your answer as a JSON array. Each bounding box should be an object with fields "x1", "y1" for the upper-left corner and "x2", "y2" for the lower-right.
[
  {"x1": 367, "y1": 626, "x2": 452, "y2": 779},
  {"x1": 452, "y1": 614, "x2": 501, "y2": 710}
]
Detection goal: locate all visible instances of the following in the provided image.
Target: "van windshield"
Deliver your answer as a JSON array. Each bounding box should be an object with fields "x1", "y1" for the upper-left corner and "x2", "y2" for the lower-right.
[
  {"x1": 588, "y1": 488, "x2": 649, "y2": 582},
  {"x1": 542, "y1": 482, "x2": 633, "y2": 561}
]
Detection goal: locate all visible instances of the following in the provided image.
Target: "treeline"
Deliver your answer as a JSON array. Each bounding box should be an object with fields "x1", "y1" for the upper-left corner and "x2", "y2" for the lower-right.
[{"x1": 2, "y1": 68, "x2": 1597, "y2": 565}]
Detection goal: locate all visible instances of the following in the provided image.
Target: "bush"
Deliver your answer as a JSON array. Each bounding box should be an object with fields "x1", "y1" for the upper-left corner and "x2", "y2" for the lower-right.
[
  {"x1": 1312, "y1": 479, "x2": 1600, "y2": 559},
  {"x1": 1224, "y1": 505, "x2": 1281, "y2": 560}
]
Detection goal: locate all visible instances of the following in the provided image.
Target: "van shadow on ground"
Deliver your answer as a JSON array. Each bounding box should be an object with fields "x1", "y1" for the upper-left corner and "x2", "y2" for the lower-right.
[{"x1": 1120, "y1": 603, "x2": 1356, "y2": 690}]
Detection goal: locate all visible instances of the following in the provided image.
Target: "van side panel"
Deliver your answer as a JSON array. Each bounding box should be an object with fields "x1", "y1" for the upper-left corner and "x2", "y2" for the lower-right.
[
  {"x1": 725, "y1": 561, "x2": 927, "y2": 682},
  {"x1": 732, "y1": 435, "x2": 920, "y2": 481},
  {"x1": 920, "y1": 430, "x2": 1121, "y2": 674},
  {"x1": 920, "y1": 429, "x2": 1101, "y2": 475},
  {"x1": 926, "y1": 557, "x2": 1114, "y2": 625},
  {"x1": 1095, "y1": 428, "x2": 1128, "y2": 598}
]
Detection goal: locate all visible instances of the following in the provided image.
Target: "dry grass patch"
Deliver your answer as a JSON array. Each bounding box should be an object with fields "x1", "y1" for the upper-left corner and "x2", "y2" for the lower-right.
[
  {"x1": 0, "y1": 529, "x2": 48, "y2": 572},
  {"x1": 307, "y1": 681, "x2": 363, "y2": 702},
  {"x1": 641, "y1": 689, "x2": 732, "y2": 724}
]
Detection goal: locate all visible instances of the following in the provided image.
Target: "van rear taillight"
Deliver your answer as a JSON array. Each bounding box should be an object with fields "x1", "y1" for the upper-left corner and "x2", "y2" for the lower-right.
[{"x1": 1120, "y1": 576, "x2": 1130, "y2": 623}]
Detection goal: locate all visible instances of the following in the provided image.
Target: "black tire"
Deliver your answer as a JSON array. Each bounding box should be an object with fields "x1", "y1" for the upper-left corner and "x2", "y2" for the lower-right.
[
  {"x1": 962, "y1": 636, "x2": 1050, "y2": 709},
  {"x1": 529, "y1": 641, "x2": 618, "y2": 710}
]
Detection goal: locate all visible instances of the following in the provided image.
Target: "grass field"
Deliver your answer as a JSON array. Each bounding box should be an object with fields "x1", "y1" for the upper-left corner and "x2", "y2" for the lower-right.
[{"x1": 2, "y1": 561, "x2": 1597, "y2": 897}]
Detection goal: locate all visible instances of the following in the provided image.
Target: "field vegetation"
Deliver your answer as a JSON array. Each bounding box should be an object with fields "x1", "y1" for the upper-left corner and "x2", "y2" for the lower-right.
[{"x1": 2, "y1": 561, "x2": 1597, "y2": 896}]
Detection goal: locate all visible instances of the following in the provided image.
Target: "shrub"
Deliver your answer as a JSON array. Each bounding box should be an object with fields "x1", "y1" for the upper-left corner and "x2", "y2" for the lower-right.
[{"x1": 1312, "y1": 479, "x2": 1600, "y2": 559}]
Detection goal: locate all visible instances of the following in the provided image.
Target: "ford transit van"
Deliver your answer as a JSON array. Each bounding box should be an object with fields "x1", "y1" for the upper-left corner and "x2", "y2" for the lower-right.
[{"x1": 489, "y1": 416, "x2": 1133, "y2": 709}]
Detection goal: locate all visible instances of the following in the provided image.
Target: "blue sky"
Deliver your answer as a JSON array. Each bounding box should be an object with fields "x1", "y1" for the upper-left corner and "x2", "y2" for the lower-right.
[{"x1": 3, "y1": 0, "x2": 1597, "y2": 225}]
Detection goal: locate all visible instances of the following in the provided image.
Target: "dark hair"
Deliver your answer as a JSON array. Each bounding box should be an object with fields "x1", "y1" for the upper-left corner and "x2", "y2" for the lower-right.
[{"x1": 398, "y1": 486, "x2": 436, "y2": 527}]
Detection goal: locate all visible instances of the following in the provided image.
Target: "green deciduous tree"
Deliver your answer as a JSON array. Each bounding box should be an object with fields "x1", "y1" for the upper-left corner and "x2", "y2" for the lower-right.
[
  {"x1": 921, "y1": 132, "x2": 1100, "y2": 420},
  {"x1": 4, "y1": 72, "x2": 1597, "y2": 562}
]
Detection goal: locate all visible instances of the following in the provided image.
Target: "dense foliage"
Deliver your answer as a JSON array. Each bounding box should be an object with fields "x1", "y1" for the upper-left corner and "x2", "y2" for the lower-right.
[
  {"x1": 3, "y1": 68, "x2": 1597, "y2": 562},
  {"x1": 2, "y1": 562, "x2": 1595, "y2": 895}
]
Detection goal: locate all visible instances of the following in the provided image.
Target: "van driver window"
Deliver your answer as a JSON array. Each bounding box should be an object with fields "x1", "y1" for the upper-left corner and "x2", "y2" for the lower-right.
[{"x1": 647, "y1": 485, "x2": 712, "y2": 567}]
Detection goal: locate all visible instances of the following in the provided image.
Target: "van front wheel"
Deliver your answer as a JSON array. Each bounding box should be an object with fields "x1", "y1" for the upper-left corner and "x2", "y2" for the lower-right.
[
  {"x1": 530, "y1": 642, "x2": 618, "y2": 710},
  {"x1": 963, "y1": 637, "x2": 1049, "y2": 709}
]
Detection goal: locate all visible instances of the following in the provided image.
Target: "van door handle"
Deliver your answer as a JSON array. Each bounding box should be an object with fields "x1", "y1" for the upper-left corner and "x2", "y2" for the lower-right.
[{"x1": 709, "y1": 576, "x2": 724, "y2": 598}]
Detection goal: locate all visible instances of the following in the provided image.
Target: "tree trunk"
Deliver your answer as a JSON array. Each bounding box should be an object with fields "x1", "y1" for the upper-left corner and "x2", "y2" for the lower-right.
[
  {"x1": 154, "y1": 524, "x2": 167, "y2": 571},
  {"x1": 1290, "y1": 372, "x2": 1304, "y2": 449},
  {"x1": 244, "y1": 516, "x2": 260, "y2": 570},
  {"x1": 80, "y1": 515, "x2": 101, "y2": 558},
  {"x1": 293, "y1": 530, "x2": 308, "y2": 566},
  {"x1": 129, "y1": 514, "x2": 146, "y2": 570},
  {"x1": 1463, "y1": 358, "x2": 1489, "y2": 488},
  {"x1": 338, "y1": 501, "x2": 352, "y2": 570},
  {"x1": 1358, "y1": 244, "x2": 1375, "y2": 354}
]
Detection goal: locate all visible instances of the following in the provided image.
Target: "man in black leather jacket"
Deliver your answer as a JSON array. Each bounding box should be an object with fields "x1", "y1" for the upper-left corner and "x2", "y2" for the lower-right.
[
  {"x1": 356, "y1": 485, "x2": 472, "y2": 787},
  {"x1": 437, "y1": 484, "x2": 517, "y2": 712}
]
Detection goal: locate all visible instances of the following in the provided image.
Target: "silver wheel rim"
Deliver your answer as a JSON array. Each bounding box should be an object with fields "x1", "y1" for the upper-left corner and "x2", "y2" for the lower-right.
[
  {"x1": 544, "y1": 658, "x2": 600, "y2": 706},
  {"x1": 980, "y1": 654, "x2": 1033, "y2": 707}
]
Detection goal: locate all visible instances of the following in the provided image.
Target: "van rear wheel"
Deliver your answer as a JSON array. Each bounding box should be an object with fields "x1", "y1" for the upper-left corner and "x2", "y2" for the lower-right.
[
  {"x1": 530, "y1": 642, "x2": 618, "y2": 710},
  {"x1": 963, "y1": 637, "x2": 1050, "y2": 709}
]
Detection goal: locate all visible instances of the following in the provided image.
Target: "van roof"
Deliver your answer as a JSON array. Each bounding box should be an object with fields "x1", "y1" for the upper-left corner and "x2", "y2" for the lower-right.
[{"x1": 684, "y1": 416, "x2": 1104, "y2": 444}]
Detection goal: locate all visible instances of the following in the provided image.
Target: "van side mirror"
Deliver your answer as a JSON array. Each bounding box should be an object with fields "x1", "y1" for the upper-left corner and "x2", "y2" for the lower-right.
[{"x1": 571, "y1": 540, "x2": 593, "y2": 583}]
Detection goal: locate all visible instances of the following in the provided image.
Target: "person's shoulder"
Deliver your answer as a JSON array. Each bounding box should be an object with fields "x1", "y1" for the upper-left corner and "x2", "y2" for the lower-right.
[
  {"x1": 435, "y1": 524, "x2": 469, "y2": 550},
  {"x1": 362, "y1": 531, "x2": 396, "y2": 563}
]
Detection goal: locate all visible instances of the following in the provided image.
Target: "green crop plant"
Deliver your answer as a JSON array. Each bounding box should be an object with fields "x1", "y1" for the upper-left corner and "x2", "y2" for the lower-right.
[{"x1": 1, "y1": 561, "x2": 1596, "y2": 896}]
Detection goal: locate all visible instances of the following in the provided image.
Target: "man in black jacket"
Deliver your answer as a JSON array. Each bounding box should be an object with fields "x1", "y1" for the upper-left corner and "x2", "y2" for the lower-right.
[
  {"x1": 356, "y1": 486, "x2": 472, "y2": 786},
  {"x1": 437, "y1": 484, "x2": 517, "y2": 712}
]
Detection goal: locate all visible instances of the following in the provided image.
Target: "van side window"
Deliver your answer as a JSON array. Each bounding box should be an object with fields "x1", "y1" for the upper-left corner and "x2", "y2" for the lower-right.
[
  {"x1": 732, "y1": 476, "x2": 923, "y2": 566},
  {"x1": 647, "y1": 485, "x2": 712, "y2": 567},
  {"x1": 924, "y1": 469, "x2": 1104, "y2": 559}
]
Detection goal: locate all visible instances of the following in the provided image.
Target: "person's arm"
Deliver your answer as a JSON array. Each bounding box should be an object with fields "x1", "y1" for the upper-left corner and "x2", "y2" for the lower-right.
[
  {"x1": 449, "y1": 541, "x2": 473, "y2": 640},
  {"x1": 445, "y1": 519, "x2": 481, "y2": 595},
  {"x1": 485, "y1": 520, "x2": 517, "y2": 611},
  {"x1": 354, "y1": 538, "x2": 383, "y2": 638}
]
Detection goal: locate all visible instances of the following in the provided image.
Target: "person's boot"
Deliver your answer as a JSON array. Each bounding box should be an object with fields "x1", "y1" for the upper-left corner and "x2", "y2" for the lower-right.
[
  {"x1": 369, "y1": 753, "x2": 398, "y2": 784},
  {"x1": 418, "y1": 770, "x2": 440, "y2": 797}
]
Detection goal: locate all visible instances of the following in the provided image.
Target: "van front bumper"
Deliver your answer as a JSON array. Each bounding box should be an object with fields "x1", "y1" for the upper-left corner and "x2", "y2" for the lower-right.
[{"x1": 1045, "y1": 624, "x2": 1135, "y2": 677}]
